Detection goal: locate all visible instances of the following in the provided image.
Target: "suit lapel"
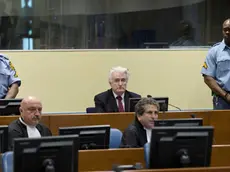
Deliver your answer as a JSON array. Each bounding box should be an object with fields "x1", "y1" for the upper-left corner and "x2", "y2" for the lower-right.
[
  {"x1": 107, "y1": 89, "x2": 119, "y2": 112},
  {"x1": 135, "y1": 119, "x2": 148, "y2": 146},
  {"x1": 140, "y1": 128, "x2": 147, "y2": 145},
  {"x1": 124, "y1": 91, "x2": 130, "y2": 112},
  {"x1": 36, "y1": 124, "x2": 43, "y2": 136}
]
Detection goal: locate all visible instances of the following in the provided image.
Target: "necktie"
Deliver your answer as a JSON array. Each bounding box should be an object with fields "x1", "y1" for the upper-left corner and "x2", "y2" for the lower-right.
[{"x1": 116, "y1": 96, "x2": 124, "y2": 112}]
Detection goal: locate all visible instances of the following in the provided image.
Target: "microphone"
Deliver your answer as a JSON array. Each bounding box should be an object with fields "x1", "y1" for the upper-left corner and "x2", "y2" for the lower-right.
[
  {"x1": 190, "y1": 114, "x2": 196, "y2": 118},
  {"x1": 81, "y1": 144, "x2": 89, "y2": 150},
  {"x1": 89, "y1": 143, "x2": 97, "y2": 149},
  {"x1": 147, "y1": 95, "x2": 181, "y2": 111},
  {"x1": 168, "y1": 103, "x2": 181, "y2": 111}
]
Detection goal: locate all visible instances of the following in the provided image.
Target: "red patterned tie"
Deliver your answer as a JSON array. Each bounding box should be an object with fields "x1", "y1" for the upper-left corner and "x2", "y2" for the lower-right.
[{"x1": 116, "y1": 96, "x2": 124, "y2": 112}]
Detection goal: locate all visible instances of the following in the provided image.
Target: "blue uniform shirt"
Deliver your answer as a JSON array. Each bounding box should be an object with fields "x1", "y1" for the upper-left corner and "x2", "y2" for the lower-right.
[
  {"x1": 0, "y1": 54, "x2": 21, "y2": 98},
  {"x1": 201, "y1": 40, "x2": 230, "y2": 92}
]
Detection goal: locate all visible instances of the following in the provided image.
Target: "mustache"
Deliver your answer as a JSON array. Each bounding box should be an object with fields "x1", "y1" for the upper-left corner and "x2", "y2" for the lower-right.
[{"x1": 32, "y1": 116, "x2": 40, "y2": 120}]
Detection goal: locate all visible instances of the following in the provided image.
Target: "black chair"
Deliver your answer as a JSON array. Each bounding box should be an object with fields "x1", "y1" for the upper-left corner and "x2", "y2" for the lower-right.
[{"x1": 86, "y1": 107, "x2": 96, "y2": 113}]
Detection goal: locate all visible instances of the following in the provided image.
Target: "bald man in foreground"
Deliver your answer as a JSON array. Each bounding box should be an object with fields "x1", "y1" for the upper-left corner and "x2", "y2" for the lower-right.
[{"x1": 8, "y1": 96, "x2": 52, "y2": 150}]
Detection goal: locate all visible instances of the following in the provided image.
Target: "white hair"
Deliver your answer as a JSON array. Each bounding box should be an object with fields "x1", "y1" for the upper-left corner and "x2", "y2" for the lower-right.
[{"x1": 108, "y1": 66, "x2": 130, "y2": 82}]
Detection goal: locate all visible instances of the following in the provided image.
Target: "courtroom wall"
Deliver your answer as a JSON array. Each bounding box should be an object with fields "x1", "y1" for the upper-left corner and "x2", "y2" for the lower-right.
[{"x1": 0, "y1": 49, "x2": 211, "y2": 112}]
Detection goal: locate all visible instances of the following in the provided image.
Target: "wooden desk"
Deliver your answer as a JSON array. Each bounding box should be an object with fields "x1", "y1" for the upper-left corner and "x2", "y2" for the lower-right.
[
  {"x1": 124, "y1": 167, "x2": 230, "y2": 172},
  {"x1": 211, "y1": 145, "x2": 230, "y2": 167},
  {"x1": 79, "y1": 148, "x2": 144, "y2": 171},
  {"x1": 209, "y1": 112, "x2": 230, "y2": 145},
  {"x1": 49, "y1": 113, "x2": 134, "y2": 135},
  {"x1": 0, "y1": 145, "x2": 229, "y2": 172},
  {"x1": 48, "y1": 111, "x2": 212, "y2": 135},
  {"x1": 48, "y1": 110, "x2": 229, "y2": 144},
  {"x1": 0, "y1": 115, "x2": 50, "y2": 128},
  {"x1": 78, "y1": 145, "x2": 230, "y2": 171},
  {"x1": 0, "y1": 110, "x2": 229, "y2": 144}
]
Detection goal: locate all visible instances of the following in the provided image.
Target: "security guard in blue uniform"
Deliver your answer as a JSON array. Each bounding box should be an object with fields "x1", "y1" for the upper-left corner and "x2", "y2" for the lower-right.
[
  {"x1": 0, "y1": 54, "x2": 21, "y2": 99},
  {"x1": 201, "y1": 18, "x2": 230, "y2": 109}
]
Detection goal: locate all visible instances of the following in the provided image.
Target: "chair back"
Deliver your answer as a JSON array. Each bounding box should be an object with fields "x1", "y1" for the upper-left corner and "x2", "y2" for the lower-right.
[
  {"x1": 2, "y1": 151, "x2": 13, "y2": 172},
  {"x1": 109, "y1": 128, "x2": 122, "y2": 148},
  {"x1": 86, "y1": 107, "x2": 96, "y2": 113}
]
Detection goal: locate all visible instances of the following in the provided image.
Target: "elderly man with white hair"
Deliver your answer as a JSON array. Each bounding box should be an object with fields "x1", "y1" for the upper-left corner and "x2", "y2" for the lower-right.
[{"x1": 94, "y1": 66, "x2": 141, "y2": 113}]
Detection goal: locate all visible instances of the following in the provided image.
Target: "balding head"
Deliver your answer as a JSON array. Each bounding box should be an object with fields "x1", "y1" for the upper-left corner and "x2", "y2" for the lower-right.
[
  {"x1": 222, "y1": 18, "x2": 230, "y2": 45},
  {"x1": 20, "y1": 96, "x2": 42, "y2": 126},
  {"x1": 223, "y1": 19, "x2": 230, "y2": 26},
  {"x1": 20, "y1": 96, "x2": 41, "y2": 107}
]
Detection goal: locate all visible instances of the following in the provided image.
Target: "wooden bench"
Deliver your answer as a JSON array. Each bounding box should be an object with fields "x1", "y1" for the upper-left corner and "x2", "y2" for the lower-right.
[
  {"x1": 0, "y1": 145, "x2": 229, "y2": 172},
  {"x1": 48, "y1": 110, "x2": 230, "y2": 144},
  {"x1": 0, "y1": 115, "x2": 50, "y2": 128},
  {"x1": 123, "y1": 167, "x2": 230, "y2": 172},
  {"x1": 78, "y1": 144, "x2": 230, "y2": 171},
  {"x1": 0, "y1": 110, "x2": 229, "y2": 144}
]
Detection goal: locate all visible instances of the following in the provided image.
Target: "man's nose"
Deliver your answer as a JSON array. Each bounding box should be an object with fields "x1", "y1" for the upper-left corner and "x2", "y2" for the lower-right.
[
  {"x1": 34, "y1": 110, "x2": 41, "y2": 115},
  {"x1": 151, "y1": 114, "x2": 158, "y2": 118}
]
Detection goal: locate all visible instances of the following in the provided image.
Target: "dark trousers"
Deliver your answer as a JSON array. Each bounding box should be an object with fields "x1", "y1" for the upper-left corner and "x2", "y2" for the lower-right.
[{"x1": 213, "y1": 95, "x2": 230, "y2": 110}]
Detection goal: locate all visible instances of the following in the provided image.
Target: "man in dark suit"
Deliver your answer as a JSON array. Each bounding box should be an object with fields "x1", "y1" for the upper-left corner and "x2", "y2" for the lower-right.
[
  {"x1": 94, "y1": 66, "x2": 141, "y2": 113},
  {"x1": 8, "y1": 96, "x2": 52, "y2": 150},
  {"x1": 120, "y1": 97, "x2": 159, "y2": 148}
]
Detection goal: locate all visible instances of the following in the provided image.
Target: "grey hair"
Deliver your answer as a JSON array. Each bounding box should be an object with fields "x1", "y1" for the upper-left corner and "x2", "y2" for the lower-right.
[
  {"x1": 108, "y1": 66, "x2": 130, "y2": 82},
  {"x1": 135, "y1": 97, "x2": 160, "y2": 116}
]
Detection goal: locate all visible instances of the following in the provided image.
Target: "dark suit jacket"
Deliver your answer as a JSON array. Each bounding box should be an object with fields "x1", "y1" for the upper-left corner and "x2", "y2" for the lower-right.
[
  {"x1": 94, "y1": 89, "x2": 141, "y2": 113},
  {"x1": 8, "y1": 119, "x2": 52, "y2": 150},
  {"x1": 120, "y1": 118, "x2": 147, "y2": 148}
]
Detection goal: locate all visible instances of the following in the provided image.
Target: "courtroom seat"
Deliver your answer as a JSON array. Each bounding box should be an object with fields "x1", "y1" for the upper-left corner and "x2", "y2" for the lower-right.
[
  {"x1": 2, "y1": 151, "x2": 13, "y2": 172},
  {"x1": 144, "y1": 142, "x2": 150, "y2": 168},
  {"x1": 86, "y1": 107, "x2": 96, "y2": 113},
  {"x1": 109, "y1": 128, "x2": 122, "y2": 148}
]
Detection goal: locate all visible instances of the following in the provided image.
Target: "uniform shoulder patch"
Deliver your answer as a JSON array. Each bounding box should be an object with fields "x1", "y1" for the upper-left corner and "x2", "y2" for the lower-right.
[
  {"x1": 203, "y1": 62, "x2": 208, "y2": 69},
  {"x1": 9, "y1": 61, "x2": 18, "y2": 77}
]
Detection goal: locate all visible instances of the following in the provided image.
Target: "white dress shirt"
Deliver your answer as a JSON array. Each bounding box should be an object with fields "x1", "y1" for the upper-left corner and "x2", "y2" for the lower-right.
[
  {"x1": 144, "y1": 128, "x2": 152, "y2": 143},
  {"x1": 112, "y1": 91, "x2": 125, "y2": 109},
  {"x1": 19, "y1": 117, "x2": 41, "y2": 138}
]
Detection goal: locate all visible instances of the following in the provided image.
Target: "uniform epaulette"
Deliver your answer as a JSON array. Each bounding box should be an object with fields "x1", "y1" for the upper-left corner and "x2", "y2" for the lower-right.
[
  {"x1": 0, "y1": 54, "x2": 9, "y2": 61},
  {"x1": 212, "y1": 42, "x2": 221, "y2": 47}
]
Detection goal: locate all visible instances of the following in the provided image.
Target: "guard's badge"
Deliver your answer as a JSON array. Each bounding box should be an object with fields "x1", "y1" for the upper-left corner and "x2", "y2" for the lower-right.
[
  {"x1": 9, "y1": 61, "x2": 18, "y2": 77},
  {"x1": 202, "y1": 62, "x2": 208, "y2": 69}
]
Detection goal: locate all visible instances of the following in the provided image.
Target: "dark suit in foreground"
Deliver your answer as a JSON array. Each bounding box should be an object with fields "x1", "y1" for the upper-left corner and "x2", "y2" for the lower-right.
[
  {"x1": 94, "y1": 89, "x2": 141, "y2": 113},
  {"x1": 120, "y1": 117, "x2": 147, "y2": 148},
  {"x1": 8, "y1": 119, "x2": 52, "y2": 150}
]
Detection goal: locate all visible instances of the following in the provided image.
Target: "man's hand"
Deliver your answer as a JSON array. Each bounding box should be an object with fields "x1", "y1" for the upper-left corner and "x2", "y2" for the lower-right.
[{"x1": 225, "y1": 93, "x2": 230, "y2": 103}]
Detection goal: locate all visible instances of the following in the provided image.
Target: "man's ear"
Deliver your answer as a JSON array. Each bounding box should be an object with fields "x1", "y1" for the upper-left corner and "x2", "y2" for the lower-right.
[
  {"x1": 19, "y1": 107, "x2": 23, "y2": 114},
  {"x1": 136, "y1": 114, "x2": 141, "y2": 121}
]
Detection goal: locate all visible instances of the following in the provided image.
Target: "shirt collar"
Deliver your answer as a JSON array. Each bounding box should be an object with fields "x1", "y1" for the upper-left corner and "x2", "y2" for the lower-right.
[
  {"x1": 112, "y1": 91, "x2": 125, "y2": 100},
  {"x1": 134, "y1": 116, "x2": 144, "y2": 130},
  {"x1": 220, "y1": 39, "x2": 230, "y2": 51},
  {"x1": 19, "y1": 117, "x2": 36, "y2": 128},
  {"x1": 144, "y1": 127, "x2": 152, "y2": 132}
]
